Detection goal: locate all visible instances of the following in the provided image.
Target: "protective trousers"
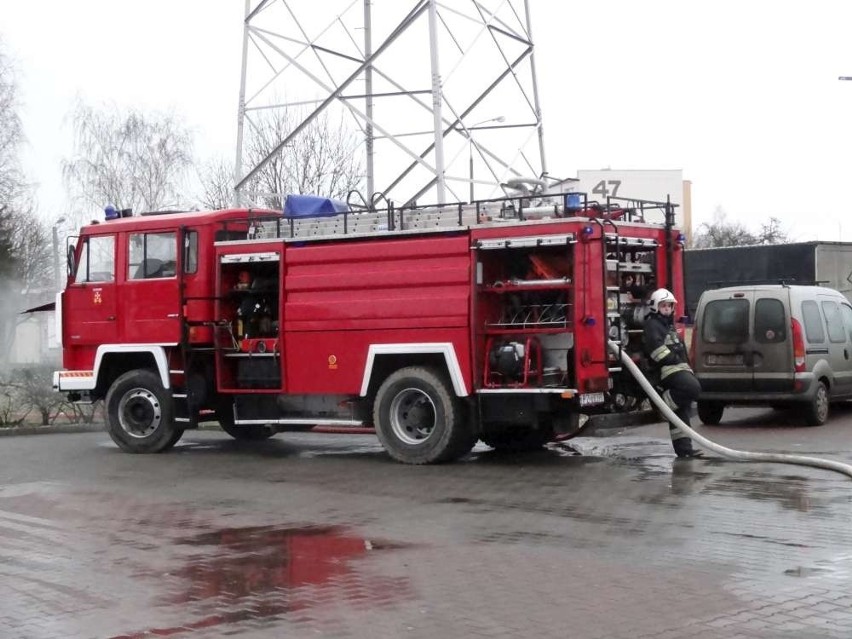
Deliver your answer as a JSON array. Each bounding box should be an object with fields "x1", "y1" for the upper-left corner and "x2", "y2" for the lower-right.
[{"x1": 659, "y1": 370, "x2": 701, "y2": 455}]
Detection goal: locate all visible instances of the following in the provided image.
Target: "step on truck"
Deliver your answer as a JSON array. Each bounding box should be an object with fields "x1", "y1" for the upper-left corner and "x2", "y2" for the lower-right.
[{"x1": 53, "y1": 191, "x2": 687, "y2": 463}]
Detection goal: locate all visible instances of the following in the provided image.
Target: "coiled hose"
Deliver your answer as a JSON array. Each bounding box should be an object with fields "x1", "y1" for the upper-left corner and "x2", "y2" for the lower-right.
[{"x1": 608, "y1": 340, "x2": 852, "y2": 480}]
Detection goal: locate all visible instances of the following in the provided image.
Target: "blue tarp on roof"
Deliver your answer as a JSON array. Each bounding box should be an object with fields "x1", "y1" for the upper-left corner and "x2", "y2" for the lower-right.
[{"x1": 283, "y1": 194, "x2": 350, "y2": 218}]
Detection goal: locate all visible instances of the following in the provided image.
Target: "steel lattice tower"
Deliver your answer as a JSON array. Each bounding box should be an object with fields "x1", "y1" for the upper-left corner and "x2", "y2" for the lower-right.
[{"x1": 234, "y1": 0, "x2": 546, "y2": 208}]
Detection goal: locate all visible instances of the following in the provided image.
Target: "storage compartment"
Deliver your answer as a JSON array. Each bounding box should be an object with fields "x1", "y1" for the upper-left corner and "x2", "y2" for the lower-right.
[
  {"x1": 215, "y1": 250, "x2": 283, "y2": 391},
  {"x1": 484, "y1": 337, "x2": 543, "y2": 388},
  {"x1": 475, "y1": 236, "x2": 575, "y2": 388},
  {"x1": 236, "y1": 356, "x2": 281, "y2": 389}
]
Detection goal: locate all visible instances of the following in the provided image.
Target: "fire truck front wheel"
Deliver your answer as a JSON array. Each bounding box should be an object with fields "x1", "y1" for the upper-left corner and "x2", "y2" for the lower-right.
[
  {"x1": 373, "y1": 366, "x2": 475, "y2": 464},
  {"x1": 105, "y1": 370, "x2": 180, "y2": 454}
]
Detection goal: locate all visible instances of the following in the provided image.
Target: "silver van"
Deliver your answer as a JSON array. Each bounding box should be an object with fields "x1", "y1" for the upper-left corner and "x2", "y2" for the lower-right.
[{"x1": 692, "y1": 285, "x2": 852, "y2": 425}]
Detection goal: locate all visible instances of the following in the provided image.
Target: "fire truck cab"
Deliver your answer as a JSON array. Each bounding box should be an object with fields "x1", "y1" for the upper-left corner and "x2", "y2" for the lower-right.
[{"x1": 54, "y1": 192, "x2": 686, "y2": 464}]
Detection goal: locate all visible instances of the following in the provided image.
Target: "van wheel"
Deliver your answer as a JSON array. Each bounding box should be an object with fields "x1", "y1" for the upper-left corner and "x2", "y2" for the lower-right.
[
  {"x1": 373, "y1": 366, "x2": 474, "y2": 464},
  {"x1": 802, "y1": 381, "x2": 830, "y2": 426},
  {"x1": 697, "y1": 401, "x2": 725, "y2": 426},
  {"x1": 105, "y1": 370, "x2": 179, "y2": 453}
]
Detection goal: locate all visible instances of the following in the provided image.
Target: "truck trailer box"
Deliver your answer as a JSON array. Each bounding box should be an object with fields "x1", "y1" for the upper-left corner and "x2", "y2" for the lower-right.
[{"x1": 684, "y1": 241, "x2": 852, "y2": 318}]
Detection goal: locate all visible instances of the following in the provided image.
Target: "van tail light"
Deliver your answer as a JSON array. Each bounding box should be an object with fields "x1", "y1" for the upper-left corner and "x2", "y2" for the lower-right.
[
  {"x1": 689, "y1": 325, "x2": 696, "y2": 365},
  {"x1": 791, "y1": 318, "x2": 806, "y2": 372}
]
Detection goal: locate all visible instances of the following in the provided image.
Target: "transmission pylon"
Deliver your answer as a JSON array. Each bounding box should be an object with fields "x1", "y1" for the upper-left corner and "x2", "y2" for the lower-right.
[{"x1": 234, "y1": 0, "x2": 547, "y2": 208}]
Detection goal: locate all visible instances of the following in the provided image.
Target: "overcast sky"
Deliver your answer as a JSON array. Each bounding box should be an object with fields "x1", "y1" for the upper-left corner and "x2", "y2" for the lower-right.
[{"x1": 2, "y1": 0, "x2": 852, "y2": 242}]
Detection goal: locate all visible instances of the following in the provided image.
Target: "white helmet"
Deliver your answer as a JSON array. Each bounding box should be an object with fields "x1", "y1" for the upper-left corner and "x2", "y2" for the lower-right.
[{"x1": 648, "y1": 288, "x2": 677, "y2": 313}]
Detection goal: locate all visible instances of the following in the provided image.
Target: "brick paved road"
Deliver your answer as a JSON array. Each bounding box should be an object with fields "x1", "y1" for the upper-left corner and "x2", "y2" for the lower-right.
[{"x1": 1, "y1": 408, "x2": 851, "y2": 638}]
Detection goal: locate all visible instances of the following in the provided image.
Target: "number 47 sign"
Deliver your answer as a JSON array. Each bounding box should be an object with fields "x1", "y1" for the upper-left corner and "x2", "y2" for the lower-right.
[
  {"x1": 591, "y1": 179, "x2": 621, "y2": 199},
  {"x1": 576, "y1": 169, "x2": 685, "y2": 213}
]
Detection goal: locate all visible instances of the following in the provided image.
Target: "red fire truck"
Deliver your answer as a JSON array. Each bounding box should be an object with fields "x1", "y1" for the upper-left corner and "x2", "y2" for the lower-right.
[{"x1": 53, "y1": 191, "x2": 686, "y2": 463}]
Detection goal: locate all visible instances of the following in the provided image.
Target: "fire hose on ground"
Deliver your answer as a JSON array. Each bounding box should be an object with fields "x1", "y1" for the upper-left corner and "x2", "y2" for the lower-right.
[{"x1": 608, "y1": 340, "x2": 852, "y2": 480}]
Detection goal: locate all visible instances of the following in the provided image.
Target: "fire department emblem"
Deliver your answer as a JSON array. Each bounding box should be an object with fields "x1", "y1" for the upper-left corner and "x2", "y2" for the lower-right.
[
  {"x1": 93, "y1": 289, "x2": 102, "y2": 305},
  {"x1": 328, "y1": 354, "x2": 338, "y2": 370}
]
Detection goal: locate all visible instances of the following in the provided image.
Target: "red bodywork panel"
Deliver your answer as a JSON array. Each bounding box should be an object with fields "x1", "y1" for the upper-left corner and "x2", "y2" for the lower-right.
[
  {"x1": 214, "y1": 234, "x2": 472, "y2": 395},
  {"x1": 284, "y1": 235, "x2": 471, "y2": 393}
]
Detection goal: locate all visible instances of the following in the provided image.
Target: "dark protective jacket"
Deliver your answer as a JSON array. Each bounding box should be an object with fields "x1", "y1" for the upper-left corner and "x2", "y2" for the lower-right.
[{"x1": 643, "y1": 312, "x2": 692, "y2": 381}]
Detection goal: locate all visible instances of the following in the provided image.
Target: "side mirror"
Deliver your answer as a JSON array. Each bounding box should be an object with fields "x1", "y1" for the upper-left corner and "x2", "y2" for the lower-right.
[{"x1": 66, "y1": 243, "x2": 77, "y2": 276}]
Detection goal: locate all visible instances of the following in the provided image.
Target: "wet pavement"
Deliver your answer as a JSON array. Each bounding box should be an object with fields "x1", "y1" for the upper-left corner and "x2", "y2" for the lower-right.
[{"x1": 1, "y1": 407, "x2": 851, "y2": 638}]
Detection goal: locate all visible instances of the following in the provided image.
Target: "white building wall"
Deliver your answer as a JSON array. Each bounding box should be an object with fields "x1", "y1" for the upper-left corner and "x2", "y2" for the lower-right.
[
  {"x1": 10, "y1": 312, "x2": 60, "y2": 365},
  {"x1": 11, "y1": 316, "x2": 43, "y2": 364},
  {"x1": 573, "y1": 169, "x2": 692, "y2": 239}
]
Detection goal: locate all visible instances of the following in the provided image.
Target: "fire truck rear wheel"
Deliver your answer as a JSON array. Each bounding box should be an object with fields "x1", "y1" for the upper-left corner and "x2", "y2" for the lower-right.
[
  {"x1": 105, "y1": 369, "x2": 179, "y2": 454},
  {"x1": 373, "y1": 366, "x2": 474, "y2": 464}
]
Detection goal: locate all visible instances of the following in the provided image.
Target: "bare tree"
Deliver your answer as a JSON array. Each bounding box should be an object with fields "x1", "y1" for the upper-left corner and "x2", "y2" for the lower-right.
[
  {"x1": 0, "y1": 375, "x2": 26, "y2": 426},
  {"x1": 197, "y1": 158, "x2": 234, "y2": 210},
  {"x1": 62, "y1": 103, "x2": 194, "y2": 222},
  {"x1": 240, "y1": 107, "x2": 364, "y2": 209},
  {"x1": 0, "y1": 207, "x2": 20, "y2": 364},
  {"x1": 10, "y1": 205, "x2": 51, "y2": 290},
  {"x1": 692, "y1": 208, "x2": 790, "y2": 248},
  {"x1": 0, "y1": 40, "x2": 32, "y2": 365},
  {"x1": 0, "y1": 41, "x2": 57, "y2": 367},
  {"x1": 0, "y1": 38, "x2": 24, "y2": 211},
  {"x1": 60, "y1": 399, "x2": 103, "y2": 425},
  {"x1": 0, "y1": 211, "x2": 51, "y2": 364},
  {"x1": 692, "y1": 208, "x2": 757, "y2": 248},
  {"x1": 0, "y1": 366, "x2": 68, "y2": 427},
  {"x1": 0, "y1": 206, "x2": 17, "y2": 277},
  {"x1": 757, "y1": 217, "x2": 790, "y2": 245},
  {"x1": 15, "y1": 366, "x2": 65, "y2": 426}
]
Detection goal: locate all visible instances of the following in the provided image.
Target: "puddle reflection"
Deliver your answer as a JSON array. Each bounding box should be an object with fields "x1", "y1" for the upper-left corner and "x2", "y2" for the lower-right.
[
  {"x1": 173, "y1": 525, "x2": 371, "y2": 601},
  {"x1": 113, "y1": 524, "x2": 410, "y2": 638}
]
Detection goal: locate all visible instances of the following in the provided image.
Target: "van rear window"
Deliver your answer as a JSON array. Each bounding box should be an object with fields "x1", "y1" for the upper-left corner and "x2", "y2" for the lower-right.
[
  {"x1": 702, "y1": 299, "x2": 749, "y2": 343},
  {"x1": 754, "y1": 298, "x2": 786, "y2": 343}
]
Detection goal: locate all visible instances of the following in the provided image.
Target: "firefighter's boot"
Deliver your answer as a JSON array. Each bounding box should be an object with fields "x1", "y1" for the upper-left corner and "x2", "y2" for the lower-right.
[{"x1": 671, "y1": 408, "x2": 703, "y2": 458}]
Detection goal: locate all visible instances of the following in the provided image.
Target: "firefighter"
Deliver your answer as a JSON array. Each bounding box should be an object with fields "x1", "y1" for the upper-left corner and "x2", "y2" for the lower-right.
[
  {"x1": 620, "y1": 272, "x2": 647, "y2": 302},
  {"x1": 643, "y1": 288, "x2": 703, "y2": 458}
]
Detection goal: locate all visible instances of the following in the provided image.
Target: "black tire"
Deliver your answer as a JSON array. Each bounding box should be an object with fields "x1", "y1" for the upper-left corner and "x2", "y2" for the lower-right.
[
  {"x1": 215, "y1": 399, "x2": 275, "y2": 441},
  {"x1": 481, "y1": 426, "x2": 553, "y2": 452},
  {"x1": 373, "y1": 366, "x2": 475, "y2": 464},
  {"x1": 105, "y1": 369, "x2": 179, "y2": 453},
  {"x1": 697, "y1": 401, "x2": 725, "y2": 426},
  {"x1": 802, "y1": 381, "x2": 830, "y2": 426}
]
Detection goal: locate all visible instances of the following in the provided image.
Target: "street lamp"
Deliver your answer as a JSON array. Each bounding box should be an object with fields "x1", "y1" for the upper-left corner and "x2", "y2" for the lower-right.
[
  {"x1": 468, "y1": 115, "x2": 505, "y2": 202},
  {"x1": 52, "y1": 216, "x2": 67, "y2": 292}
]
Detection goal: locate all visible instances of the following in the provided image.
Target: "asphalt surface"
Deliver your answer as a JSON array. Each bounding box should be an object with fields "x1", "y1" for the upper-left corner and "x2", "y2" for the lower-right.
[{"x1": 1, "y1": 406, "x2": 851, "y2": 639}]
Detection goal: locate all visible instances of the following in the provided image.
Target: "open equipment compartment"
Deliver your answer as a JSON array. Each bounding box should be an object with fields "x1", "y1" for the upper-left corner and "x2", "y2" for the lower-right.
[
  {"x1": 215, "y1": 248, "x2": 283, "y2": 391},
  {"x1": 474, "y1": 233, "x2": 576, "y2": 389}
]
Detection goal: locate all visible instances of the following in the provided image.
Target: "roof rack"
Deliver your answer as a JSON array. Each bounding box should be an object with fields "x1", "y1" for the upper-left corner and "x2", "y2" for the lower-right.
[{"x1": 219, "y1": 190, "x2": 678, "y2": 242}]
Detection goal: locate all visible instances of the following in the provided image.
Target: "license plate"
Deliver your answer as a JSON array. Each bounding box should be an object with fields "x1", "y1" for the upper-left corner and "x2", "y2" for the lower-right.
[
  {"x1": 579, "y1": 392, "x2": 605, "y2": 407},
  {"x1": 706, "y1": 353, "x2": 744, "y2": 366}
]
